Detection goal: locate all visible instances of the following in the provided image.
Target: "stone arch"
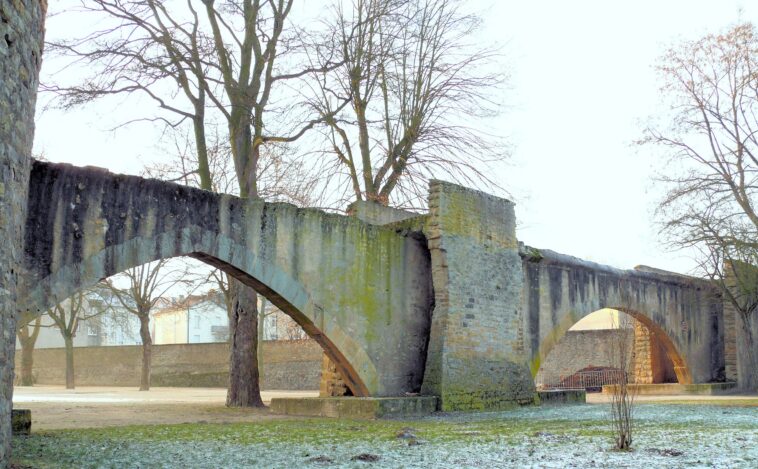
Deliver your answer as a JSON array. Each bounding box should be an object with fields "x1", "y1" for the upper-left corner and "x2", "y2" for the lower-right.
[
  {"x1": 21, "y1": 225, "x2": 375, "y2": 396},
  {"x1": 532, "y1": 306, "x2": 693, "y2": 386}
]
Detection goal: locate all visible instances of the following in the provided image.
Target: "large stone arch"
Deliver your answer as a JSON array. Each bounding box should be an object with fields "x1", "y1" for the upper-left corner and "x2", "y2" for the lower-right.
[
  {"x1": 21, "y1": 161, "x2": 434, "y2": 397},
  {"x1": 21, "y1": 226, "x2": 378, "y2": 396},
  {"x1": 521, "y1": 249, "x2": 724, "y2": 385}
]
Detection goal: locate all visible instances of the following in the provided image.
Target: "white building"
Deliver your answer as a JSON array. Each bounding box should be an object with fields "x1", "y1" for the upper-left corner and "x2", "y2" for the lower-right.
[
  {"x1": 17, "y1": 289, "x2": 309, "y2": 350},
  {"x1": 152, "y1": 292, "x2": 229, "y2": 344}
]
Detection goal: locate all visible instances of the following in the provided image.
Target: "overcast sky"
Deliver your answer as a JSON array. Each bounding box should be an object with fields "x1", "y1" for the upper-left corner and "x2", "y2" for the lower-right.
[{"x1": 33, "y1": 0, "x2": 758, "y2": 276}]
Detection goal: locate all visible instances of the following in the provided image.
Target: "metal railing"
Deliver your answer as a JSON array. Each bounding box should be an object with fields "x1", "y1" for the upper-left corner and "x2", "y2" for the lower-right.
[{"x1": 539, "y1": 369, "x2": 628, "y2": 392}]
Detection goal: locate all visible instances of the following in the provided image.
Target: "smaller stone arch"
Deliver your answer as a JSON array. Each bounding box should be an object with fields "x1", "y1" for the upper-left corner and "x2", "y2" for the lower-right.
[
  {"x1": 533, "y1": 307, "x2": 693, "y2": 387},
  {"x1": 521, "y1": 250, "x2": 722, "y2": 386}
]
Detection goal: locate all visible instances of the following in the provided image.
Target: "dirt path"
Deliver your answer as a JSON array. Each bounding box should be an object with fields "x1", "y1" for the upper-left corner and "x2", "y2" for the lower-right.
[
  {"x1": 13, "y1": 386, "x2": 318, "y2": 430},
  {"x1": 14, "y1": 386, "x2": 757, "y2": 431},
  {"x1": 586, "y1": 392, "x2": 758, "y2": 404}
]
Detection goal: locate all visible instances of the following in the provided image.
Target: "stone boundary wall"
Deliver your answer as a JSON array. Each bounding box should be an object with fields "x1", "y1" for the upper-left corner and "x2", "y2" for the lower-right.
[
  {"x1": 536, "y1": 328, "x2": 678, "y2": 388},
  {"x1": 535, "y1": 330, "x2": 632, "y2": 387},
  {"x1": 15, "y1": 339, "x2": 322, "y2": 390}
]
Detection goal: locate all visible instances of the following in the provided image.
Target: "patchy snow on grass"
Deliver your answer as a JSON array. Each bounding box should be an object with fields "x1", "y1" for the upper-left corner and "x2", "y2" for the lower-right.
[{"x1": 12, "y1": 403, "x2": 757, "y2": 468}]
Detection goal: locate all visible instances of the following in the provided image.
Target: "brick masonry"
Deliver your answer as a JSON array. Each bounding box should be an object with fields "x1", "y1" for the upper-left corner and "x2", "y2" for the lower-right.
[
  {"x1": 0, "y1": 1, "x2": 45, "y2": 466},
  {"x1": 421, "y1": 181, "x2": 535, "y2": 411},
  {"x1": 319, "y1": 354, "x2": 351, "y2": 397},
  {"x1": 632, "y1": 320, "x2": 677, "y2": 384},
  {"x1": 723, "y1": 299, "x2": 738, "y2": 382},
  {"x1": 14, "y1": 340, "x2": 322, "y2": 390}
]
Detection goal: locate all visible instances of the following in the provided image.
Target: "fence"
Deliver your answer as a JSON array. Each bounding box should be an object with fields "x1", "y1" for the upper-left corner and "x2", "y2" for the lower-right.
[{"x1": 539, "y1": 368, "x2": 628, "y2": 392}]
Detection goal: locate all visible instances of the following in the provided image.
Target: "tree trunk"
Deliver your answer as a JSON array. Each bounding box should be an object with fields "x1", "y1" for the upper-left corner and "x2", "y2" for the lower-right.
[
  {"x1": 258, "y1": 297, "x2": 267, "y2": 384},
  {"x1": 225, "y1": 111, "x2": 264, "y2": 407},
  {"x1": 193, "y1": 112, "x2": 212, "y2": 191},
  {"x1": 737, "y1": 312, "x2": 758, "y2": 392},
  {"x1": 16, "y1": 319, "x2": 40, "y2": 386},
  {"x1": 64, "y1": 335, "x2": 75, "y2": 389},
  {"x1": 138, "y1": 315, "x2": 152, "y2": 391},
  {"x1": 226, "y1": 279, "x2": 264, "y2": 407},
  {"x1": 19, "y1": 336, "x2": 35, "y2": 386}
]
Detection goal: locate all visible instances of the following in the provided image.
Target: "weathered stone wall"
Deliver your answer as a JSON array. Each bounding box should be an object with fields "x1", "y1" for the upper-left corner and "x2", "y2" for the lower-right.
[
  {"x1": 14, "y1": 340, "x2": 322, "y2": 390},
  {"x1": 319, "y1": 354, "x2": 351, "y2": 397},
  {"x1": 723, "y1": 299, "x2": 738, "y2": 382},
  {"x1": 21, "y1": 161, "x2": 433, "y2": 398},
  {"x1": 521, "y1": 249, "x2": 725, "y2": 385},
  {"x1": 632, "y1": 320, "x2": 678, "y2": 384},
  {"x1": 0, "y1": 1, "x2": 45, "y2": 465},
  {"x1": 346, "y1": 200, "x2": 422, "y2": 225},
  {"x1": 421, "y1": 181, "x2": 535, "y2": 411},
  {"x1": 724, "y1": 262, "x2": 758, "y2": 390},
  {"x1": 536, "y1": 327, "x2": 678, "y2": 388}
]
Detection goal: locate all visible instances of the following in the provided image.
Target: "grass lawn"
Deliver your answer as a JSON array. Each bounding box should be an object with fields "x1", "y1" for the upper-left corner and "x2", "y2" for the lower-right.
[{"x1": 11, "y1": 402, "x2": 758, "y2": 468}]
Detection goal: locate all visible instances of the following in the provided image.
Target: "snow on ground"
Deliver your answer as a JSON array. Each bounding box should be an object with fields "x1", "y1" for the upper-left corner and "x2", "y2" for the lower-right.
[{"x1": 12, "y1": 402, "x2": 757, "y2": 468}]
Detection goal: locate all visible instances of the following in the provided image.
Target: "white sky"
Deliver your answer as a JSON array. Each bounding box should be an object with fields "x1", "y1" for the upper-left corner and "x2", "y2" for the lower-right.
[{"x1": 33, "y1": 0, "x2": 758, "y2": 276}]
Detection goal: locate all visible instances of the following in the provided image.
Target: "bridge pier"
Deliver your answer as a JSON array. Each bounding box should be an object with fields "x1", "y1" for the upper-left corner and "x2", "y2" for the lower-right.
[{"x1": 421, "y1": 181, "x2": 536, "y2": 411}]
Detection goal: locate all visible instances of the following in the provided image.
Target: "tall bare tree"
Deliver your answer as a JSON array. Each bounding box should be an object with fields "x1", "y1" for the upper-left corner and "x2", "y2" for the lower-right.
[
  {"x1": 45, "y1": 0, "x2": 216, "y2": 189},
  {"x1": 643, "y1": 22, "x2": 758, "y2": 391},
  {"x1": 15, "y1": 313, "x2": 42, "y2": 387},
  {"x1": 100, "y1": 259, "x2": 191, "y2": 391},
  {"x1": 47, "y1": 292, "x2": 104, "y2": 389},
  {"x1": 309, "y1": 0, "x2": 506, "y2": 208},
  {"x1": 47, "y1": 0, "x2": 330, "y2": 407}
]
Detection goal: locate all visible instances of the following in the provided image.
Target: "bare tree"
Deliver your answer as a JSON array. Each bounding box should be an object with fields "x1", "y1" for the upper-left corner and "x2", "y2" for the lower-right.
[
  {"x1": 47, "y1": 0, "x2": 332, "y2": 407},
  {"x1": 15, "y1": 313, "x2": 42, "y2": 387},
  {"x1": 45, "y1": 0, "x2": 217, "y2": 189},
  {"x1": 198, "y1": 0, "x2": 342, "y2": 407},
  {"x1": 47, "y1": 292, "x2": 104, "y2": 389},
  {"x1": 145, "y1": 125, "x2": 319, "y2": 205},
  {"x1": 146, "y1": 122, "x2": 318, "y2": 405},
  {"x1": 100, "y1": 259, "x2": 191, "y2": 391},
  {"x1": 308, "y1": 0, "x2": 506, "y2": 208},
  {"x1": 607, "y1": 311, "x2": 637, "y2": 451},
  {"x1": 642, "y1": 22, "x2": 758, "y2": 391}
]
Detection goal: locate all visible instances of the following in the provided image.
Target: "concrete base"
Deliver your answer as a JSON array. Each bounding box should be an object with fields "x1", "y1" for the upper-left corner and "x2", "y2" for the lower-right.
[
  {"x1": 12, "y1": 409, "x2": 31, "y2": 435},
  {"x1": 538, "y1": 389, "x2": 586, "y2": 405},
  {"x1": 602, "y1": 382, "x2": 737, "y2": 396},
  {"x1": 270, "y1": 397, "x2": 438, "y2": 419}
]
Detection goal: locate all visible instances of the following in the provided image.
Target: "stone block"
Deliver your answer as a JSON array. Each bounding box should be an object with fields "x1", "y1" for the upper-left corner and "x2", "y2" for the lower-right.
[{"x1": 11, "y1": 409, "x2": 31, "y2": 435}]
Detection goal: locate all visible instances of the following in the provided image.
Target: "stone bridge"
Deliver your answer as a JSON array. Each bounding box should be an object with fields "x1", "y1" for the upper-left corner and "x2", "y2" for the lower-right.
[{"x1": 20, "y1": 161, "x2": 734, "y2": 411}]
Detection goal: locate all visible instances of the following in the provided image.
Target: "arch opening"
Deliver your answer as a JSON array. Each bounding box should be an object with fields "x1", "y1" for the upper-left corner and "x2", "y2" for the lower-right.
[
  {"x1": 534, "y1": 308, "x2": 693, "y2": 392},
  {"x1": 190, "y1": 251, "x2": 369, "y2": 396},
  {"x1": 22, "y1": 240, "x2": 372, "y2": 398}
]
